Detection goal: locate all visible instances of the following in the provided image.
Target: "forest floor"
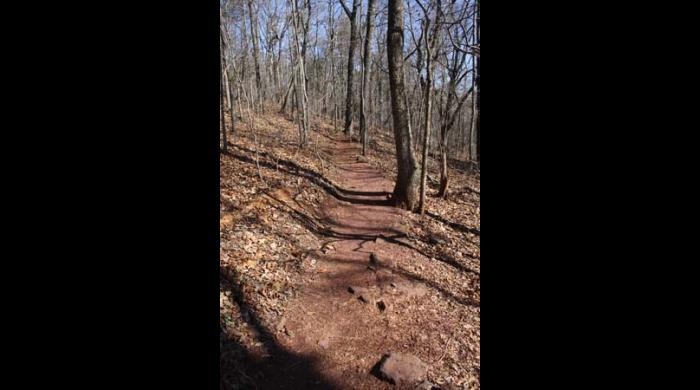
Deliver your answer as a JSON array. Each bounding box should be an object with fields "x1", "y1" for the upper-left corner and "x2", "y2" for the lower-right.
[{"x1": 220, "y1": 107, "x2": 480, "y2": 390}]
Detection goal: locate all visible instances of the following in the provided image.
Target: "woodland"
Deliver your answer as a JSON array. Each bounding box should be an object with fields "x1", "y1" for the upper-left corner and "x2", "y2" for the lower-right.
[{"x1": 220, "y1": 1, "x2": 479, "y2": 388}]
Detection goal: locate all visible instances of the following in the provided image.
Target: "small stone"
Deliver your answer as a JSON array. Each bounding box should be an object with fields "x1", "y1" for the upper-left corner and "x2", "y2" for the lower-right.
[
  {"x1": 377, "y1": 300, "x2": 387, "y2": 311},
  {"x1": 415, "y1": 380, "x2": 438, "y2": 390},
  {"x1": 369, "y1": 253, "x2": 380, "y2": 265},
  {"x1": 348, "y1": 286, "x2": 370, "y2": 303},
  {"x1": 318, "y1": 336, "x2": 330, "y2": 349},
  {"x1": 378, "y1": 352, "x2": 427, "y2": 385},
  {"x1": 394, "y1": 281, "x2": 428, "y2": 299}
]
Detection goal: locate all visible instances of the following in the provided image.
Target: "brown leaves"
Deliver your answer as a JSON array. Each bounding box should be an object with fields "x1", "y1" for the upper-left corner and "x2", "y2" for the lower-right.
[
  {"x1": 220, "y1": 213, "x2": 235, "y2": 229},
  {"x1": 221, "y1": 109, "x2": 480, "y2": 389}
]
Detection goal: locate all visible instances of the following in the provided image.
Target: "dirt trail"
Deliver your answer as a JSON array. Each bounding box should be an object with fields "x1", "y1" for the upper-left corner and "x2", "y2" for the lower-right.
[{"x1": 237, "y1": 135, "x2": 478, "y2": 389}]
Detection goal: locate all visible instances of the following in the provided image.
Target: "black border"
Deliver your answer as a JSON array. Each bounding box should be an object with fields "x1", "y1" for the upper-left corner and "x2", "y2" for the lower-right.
[{"x1": 19, "y1": 2, "x2": 222, "y2": 387}]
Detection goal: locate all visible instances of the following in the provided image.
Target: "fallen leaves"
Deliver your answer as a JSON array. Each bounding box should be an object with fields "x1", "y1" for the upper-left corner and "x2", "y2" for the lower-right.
[{"x1": 221, "y1": 108, "x2": 480, "y2": 390}]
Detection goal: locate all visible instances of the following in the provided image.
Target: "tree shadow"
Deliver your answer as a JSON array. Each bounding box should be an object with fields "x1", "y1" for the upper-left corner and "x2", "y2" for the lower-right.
[
  {"x1": 225, "y1": 145, "x2": 392, "y2": 206},
  {"x1": 263, "y1": 191, "x2": 480, "y2": 277},
  {"x1": 227, "y1": 145, "x2": 479, "y2": 243},
  {"x1": 312, "y1": 254, "x2": 480, "y2": 308},
  {"x1": 426, "y1": 212, "x2": 480, "y2": 236},
  {"x1": 220, "y1": 270, "x2": 340, "y2": 390}
]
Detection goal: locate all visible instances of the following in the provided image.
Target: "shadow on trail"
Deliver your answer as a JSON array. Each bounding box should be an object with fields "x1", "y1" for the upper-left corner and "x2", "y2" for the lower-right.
[
  {"x1": 220, "y1": 269, "x2": 340, "y2": 390},
  {"x1": 225, "y1": 145, "x2": 392, "y2": 206},
  {"x1": 310, "y1": 255, "x2": 480, "y2": 308},
  {"x1": 264, "y1": 191, "x2": 480, "y2": 277},
  {"x1": 226, "y1": 143, "x2": 478, "y2": 238},
  {"x1": 225, "y1": 141, "x2": 478, "y2": 274}
]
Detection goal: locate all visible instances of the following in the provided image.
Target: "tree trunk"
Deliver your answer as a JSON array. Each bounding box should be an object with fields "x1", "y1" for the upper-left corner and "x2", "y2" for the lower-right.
[
  {"x1": 387, "y1": 0, "x2": 420, "y2": 210},
  {"x1": 220, "y1": 13, "x2": 236, "y2": 141},
  {"x1": 220, "y1": 54, "x2": 227, "y2": 152},
  {"x1": 220, "y1": 10, "x2": 229, "y2": 151},
  {"x1": 438, "y1": 146, "x2": 450, "y2": 196},
  {"x1": 247, "y1": 0, "x2": 263, "y2": 108},
  {"x1": 360, "y1": 0, "x2": 376, "y2": 155},
  {"x1": 327, "y1": 0, "x2": 338, "y2": 131},
  {"x1": 470, "y1": 0, "x2": 480, "y2": 163},
  {"x1": 291, "y1": 0, "x2": 309, "y2": 146},
  {"x1": 418, "y1": 53, "x2": 432, "y2": 215},
  {"x1": 341, "y1": 0, "x2": 360, "y2": 136},
  {"x1": 475, "y1": 63, "x2": 480, "y2": 162},
  {"x1": 327, "y1": 1, "x2": 333, "y2": 120},
  {"x1": 280, "y1": 76, "x2": 294, "y2": 113},
  {"x1": 221, "y1": 50, "x2": 235, "y2": 139},
  {"x1": 276, "y1": 33, "x2": 285, "y2": 101},
  {"x1": 418, "y1": 0, "x2": 442, "y2": 213}
]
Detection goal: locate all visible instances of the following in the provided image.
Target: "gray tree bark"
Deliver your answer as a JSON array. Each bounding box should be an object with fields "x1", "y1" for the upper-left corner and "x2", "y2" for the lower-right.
[
  {"x1": 418, "y1": 0, "x2": 441, "y2": 214},
  {"x1": 291, "y1": 0, "x2": 309, "y2": 146},
  {"x1": 388, "y1": 0, "x2": 420, "y2": 210},
  {"x1": 470, "y1": 0, "x2": 480, "y2": 163},
  {"x1": 360, "y1": 0, "x2": 376, "y2": 155},
  {"x1": 247, "y1": 0, "x2": 263, "y2": 108},
  {"x1": 340, "y1": 0, "x2": 360, "y2": 136},
  {"x1": 220, "y1": 53, "x2": 228, "y2": 151},
  {"x1": 329, "y1": 0, "x2": 339, "y2": 131}
]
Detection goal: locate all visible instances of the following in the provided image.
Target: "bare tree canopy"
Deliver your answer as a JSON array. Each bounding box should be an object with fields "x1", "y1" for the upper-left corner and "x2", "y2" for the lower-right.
[{"x1": 221, "y1": 0, "x2": 480, "y2": 207}]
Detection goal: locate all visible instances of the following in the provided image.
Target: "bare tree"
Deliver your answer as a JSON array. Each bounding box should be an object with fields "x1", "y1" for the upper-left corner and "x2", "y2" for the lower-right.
[
  {"x1": 360, "y1": 0, "x2": 377, "y2": 155},
  {"x1": 220, "y1": 7, "x2": 231, "y2": 151},
  {"x1": 473, "y1": 0, "x2": 480, "y2": 163},
  {"x1": 220, "y1": 55, "x2": 227, "y2": 151},
  {"x1": 247, "y1": 0, "x2": 264, "y2": 109},
  {"x1": 261, "y1": 0, "x2": 286, "y2": 102},
  {"x1": 328, "y1": 0, "x2": 339, "y2": 131},
  {"x1": 417, "y1": 0, "x2": 442, "y2": 215},
  {"x1": 388, "y1": 0, "x2": 420, "y2": 210},
  {"x1": 290, "y1": 0, "x2": 309, "y2": 146},
  {"x1": 220, "y1": 0, "x2": 480, "y2": 210},
  {"x1": 339, "y1": 0, "x2": 360, "y2": 136},
  {"x1": 436, "y1": 0, "x2": 477, "y2": 197},
  {"x1": 221, "y1": 9, "x2": 237, "y2": 141}
]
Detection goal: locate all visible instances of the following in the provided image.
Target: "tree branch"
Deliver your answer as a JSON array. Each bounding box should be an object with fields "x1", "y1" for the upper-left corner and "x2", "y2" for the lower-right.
[
  {"x1": 415, "y1": 0, "x2": 428, "y2": 15},
  {"x1": 338, "y1": 0, "x2": 351, "y2": 18}
]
